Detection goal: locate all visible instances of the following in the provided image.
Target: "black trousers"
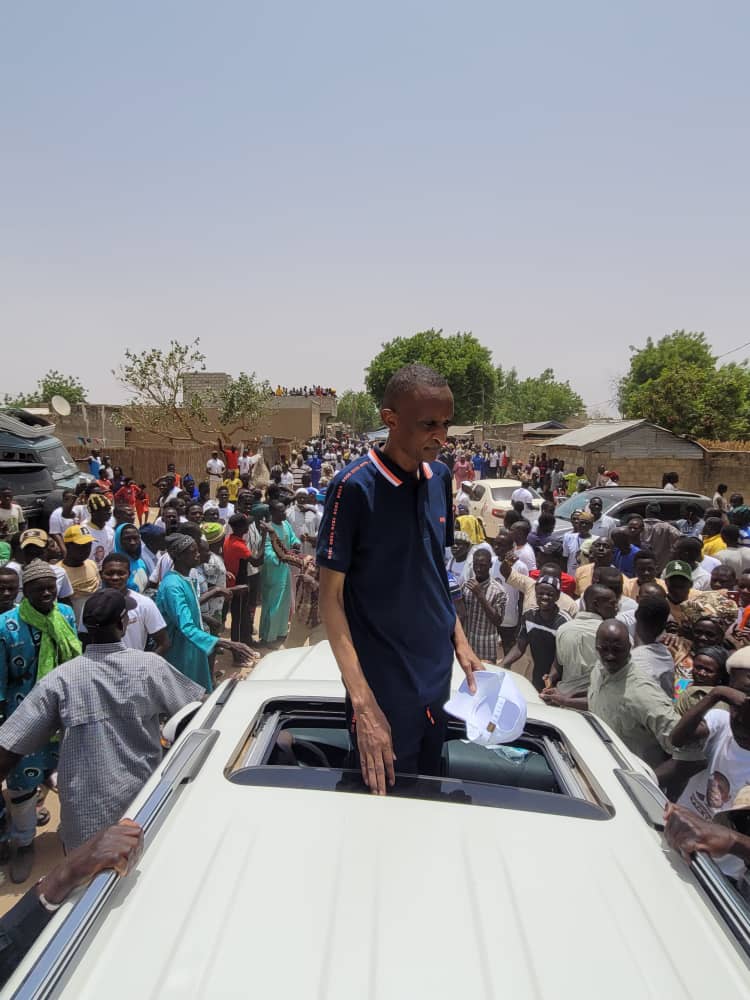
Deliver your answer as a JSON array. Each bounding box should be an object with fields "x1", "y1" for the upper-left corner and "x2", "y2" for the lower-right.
[
  {"x1": 345, "y1": 686, "x2": 450, "y2": 779},
  {"x1": 499, "y1": 624, "x2": 519, "y2": 655},
  {"x1": 230, "y1": 589, "x2": 252, "y2": 644}
]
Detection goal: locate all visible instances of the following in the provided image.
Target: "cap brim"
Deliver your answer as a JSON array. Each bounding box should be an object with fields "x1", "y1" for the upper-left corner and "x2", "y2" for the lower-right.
[{"x1": 20, "y1": 540, "x2": 46, "y2": 548}]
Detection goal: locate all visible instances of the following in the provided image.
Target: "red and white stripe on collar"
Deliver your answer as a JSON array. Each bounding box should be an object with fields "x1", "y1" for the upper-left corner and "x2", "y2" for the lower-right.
[{"x1": 367, "y1": 448, "x2": 433, "y2": 486}]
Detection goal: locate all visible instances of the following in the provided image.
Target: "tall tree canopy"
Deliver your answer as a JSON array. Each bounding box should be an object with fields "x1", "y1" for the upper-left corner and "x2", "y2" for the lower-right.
[
  {"x1": 114, "y1": 339, "x2": 272, "y2": 444},
  {"x1": 365, "y1": 329, "x2": 496, "y2": 424},
  {"x1": 618, "y1": 331, "x2": 750, "y2": 439},
  {"x1": 336, "y1": 390, "x2": 380, "y2": 433},
  {"x1": 494, "y1": 367, "x2": 585, "y2": 423},
  {"x1": 4, "y1": 371, "x2": 87, "y2": 407}
]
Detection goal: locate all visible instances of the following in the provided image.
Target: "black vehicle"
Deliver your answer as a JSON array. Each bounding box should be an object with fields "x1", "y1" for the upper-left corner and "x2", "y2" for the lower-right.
[
  {"x1": 0, "y1": 462, "x2": 59, "y2": 530},
  {"x1": 552, "y1": 487, "x2": 713, "y2": 538}
]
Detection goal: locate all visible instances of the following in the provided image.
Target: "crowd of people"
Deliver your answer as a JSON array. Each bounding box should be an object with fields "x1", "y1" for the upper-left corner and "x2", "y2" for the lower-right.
[
  {"x1": 0, "y1": 431, "x2": 383, "y2": 886},
  {"x1": 447, "y1": 471, "x2": 750, "y2": 896},
  {"x1": 273, "y1": 385, "x2": 336, "y2": 397},
  {"x1": 1, "y1": 380, "x2": 750, "y2": 939},
  {"x1": 438, "y1": 443, "x2": 619, "y2": 497}
]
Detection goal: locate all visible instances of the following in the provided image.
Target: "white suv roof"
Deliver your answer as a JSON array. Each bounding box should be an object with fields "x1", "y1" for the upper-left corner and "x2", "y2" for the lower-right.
[{"x1": 7, "y1": 644, "x2": 750, "y2": 998}]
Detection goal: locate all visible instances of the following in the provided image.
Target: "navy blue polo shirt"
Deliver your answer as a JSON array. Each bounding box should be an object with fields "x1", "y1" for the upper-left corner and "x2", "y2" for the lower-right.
[{"x1": 316, "y1": 447, "x2": 456, "y2": 710}]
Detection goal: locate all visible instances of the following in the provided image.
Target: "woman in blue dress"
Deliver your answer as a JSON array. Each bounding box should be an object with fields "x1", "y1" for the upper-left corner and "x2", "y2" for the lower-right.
[
  {"x1": 155, "y1": 534, "x2": 255, "y2": 691},
  {"x1": 259, "y1": 501, "x2": 302, "y2": 645}
]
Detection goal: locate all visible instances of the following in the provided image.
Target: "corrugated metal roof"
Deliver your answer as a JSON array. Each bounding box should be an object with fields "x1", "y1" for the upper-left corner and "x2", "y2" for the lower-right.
[
  {"x1": 523, "y1": 421, "x2": 566, "y2": 431},
  {"x1": 542, "y1": 420, "x2": 647, "y2": 448},
  {"x1": 449, "y1": 425, "x2": 479, "y2": 436}
]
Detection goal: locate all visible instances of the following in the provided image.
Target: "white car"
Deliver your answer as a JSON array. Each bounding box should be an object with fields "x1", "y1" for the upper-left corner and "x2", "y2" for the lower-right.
[
  {"x1": 465, "y1": 478, "x2": 542, "y2": 537},
  {"x1": 7, "y1": 645, "x2": 750, "y2": 998}
]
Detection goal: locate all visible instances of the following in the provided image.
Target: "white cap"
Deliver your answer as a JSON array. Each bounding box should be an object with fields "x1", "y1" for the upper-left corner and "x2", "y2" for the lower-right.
[
  {"x1": 162, "y1": 701, "x2": 203, "y2": 746},
  {"x1": 444, "y1": 671, "x2": 527, "y2": 746}
]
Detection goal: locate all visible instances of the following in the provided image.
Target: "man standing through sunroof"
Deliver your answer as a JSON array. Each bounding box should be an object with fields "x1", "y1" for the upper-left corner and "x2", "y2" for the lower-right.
[{"x1": 318, "y1": 364, "x2": 481, "y2": 796}]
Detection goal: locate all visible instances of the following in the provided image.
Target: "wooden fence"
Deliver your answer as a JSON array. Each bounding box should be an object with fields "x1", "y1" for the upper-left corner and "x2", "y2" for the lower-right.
[{"x1": 71, "y1": 445, "x2": 206, "y2": 487}]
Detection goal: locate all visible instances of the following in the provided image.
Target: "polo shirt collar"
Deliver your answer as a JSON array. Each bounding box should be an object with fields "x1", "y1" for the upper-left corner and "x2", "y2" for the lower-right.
[{"x1": 367, "y1": 447, "x2": 433, "y2": 487}]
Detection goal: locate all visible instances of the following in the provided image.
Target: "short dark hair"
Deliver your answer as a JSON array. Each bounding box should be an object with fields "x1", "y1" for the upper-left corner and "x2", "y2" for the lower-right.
[
  {"x1": 537, "y1": 512, "x2": 556, "y2": 533},
  {"x1": 381, "y1": 364, "x2": 449, "y2": 410},
  {"x1": 102, "y1": 552, "x2": 130, "y2": 569},
  {"x1": 229, "y1": 513, "x2": 250, "y2": 532},
  {"x1": 178, "y1": 523, "x2": 203, "y2": 542},
  {"x1": 704, "y1": 517, "x2": 724, "y2": 537},
  {"x1": 635, "y1": 593, "x2": 671, "y2": 633},
  {"x1": 511, "y1": 519, "x2": 531, "y2": 539},
  {"x1": 674, "y1": 535, "x2": 702, "y2": 560},
  {"x1": 633, "y1": 547, "x2": 657, "y2": 565},
  {"x1": 721, "y1": 524, "x2": 740, "y2": 546},
  {"x1": 504, "y1": 509, "x2": 523, "y2": 528},
  {"x1": 584, "y1": 584, "x2": 615, "y2": 612}
]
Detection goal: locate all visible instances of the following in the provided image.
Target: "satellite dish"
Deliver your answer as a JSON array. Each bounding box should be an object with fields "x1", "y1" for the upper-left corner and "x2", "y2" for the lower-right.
[{"x1": 50, "y1": 395, "x2": 72, "y2": 417}]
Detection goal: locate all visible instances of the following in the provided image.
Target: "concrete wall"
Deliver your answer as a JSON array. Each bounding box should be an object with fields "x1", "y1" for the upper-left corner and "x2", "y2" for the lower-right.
[
  {"x1": 265, "y1": 397, "x2": 321, "y2": 440},
  {"x1": 182, "y1": 372, "x2": 231, "y2": 407},
  {"x1": 55, "y1": 404, "x2": 127, "y2": 449},
  {"x1": 544, "y1": 446, "x2": 750, "y2": 498},
  {"x1": 706, "y1": 451, "x2": 750, "y2": 499}
]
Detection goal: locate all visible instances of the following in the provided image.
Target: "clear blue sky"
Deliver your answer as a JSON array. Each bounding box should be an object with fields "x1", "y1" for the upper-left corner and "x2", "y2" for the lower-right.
[{"x1": 3, "y1": 1, "x2": 749, "y2": 411}]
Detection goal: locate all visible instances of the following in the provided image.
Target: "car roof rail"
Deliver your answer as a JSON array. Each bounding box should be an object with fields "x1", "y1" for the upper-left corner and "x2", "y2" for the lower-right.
[{"x1": 9, "y1": 727, "x2": 219, "y2": 1000}]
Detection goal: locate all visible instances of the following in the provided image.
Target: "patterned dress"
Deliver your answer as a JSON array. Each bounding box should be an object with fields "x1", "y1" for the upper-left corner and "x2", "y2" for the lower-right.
[{"x1": 0, "y1": 603, "x2": 78, "y2": 792}]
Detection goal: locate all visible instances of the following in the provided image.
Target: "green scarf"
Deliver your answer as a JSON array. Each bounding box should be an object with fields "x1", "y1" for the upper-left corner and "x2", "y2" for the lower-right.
[{"x1": 18, "y1": 599, "x2": 82, "y2": 681}]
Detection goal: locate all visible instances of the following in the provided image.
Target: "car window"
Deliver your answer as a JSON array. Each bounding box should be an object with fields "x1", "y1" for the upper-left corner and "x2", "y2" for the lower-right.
[
  {"x1": 612, "y1": 499, "x2": 649, "y2": 522},
  {"x1": 0, "y1": 468, "x2": 54, "y2": 493},
  {"x1": 473, "y1": 484, "x2": 486, "y2": 500},
  {"x1": 489, "y1": 486, "x2": 515, "y2": 501},
  {"x1": 555, "y1": 492, "x2": 618, "y2": 521}
]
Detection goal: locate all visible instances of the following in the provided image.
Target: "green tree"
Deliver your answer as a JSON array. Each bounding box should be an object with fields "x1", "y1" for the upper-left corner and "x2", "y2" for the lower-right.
[
  {"x1": 618, "y1": 331, "x2": 750, "y2": 438},
  {"x1": 4, "y1": 370, "x2": 87, "y2": 407},
  {"x1": 114, "y1": 339, "x2": 272, "y2": 444},
  {"x1": 365, "y1": 329, "x2": 496, "y2": 424},
  {"x1": 494, "y1": 367, "x2": 585, "y2": 423},
  {"x1": 336, "y1": 390, "x2": 381, "y2": 433}
]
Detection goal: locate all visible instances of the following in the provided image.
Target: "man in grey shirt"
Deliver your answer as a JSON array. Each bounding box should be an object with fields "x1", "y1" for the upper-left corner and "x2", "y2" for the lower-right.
[
  {"x1": 630, "y1": 592, "x2": 675, "y2": 697},
  {"x1": 0, "y1": 590, "x2": 205, "y2": 851}
]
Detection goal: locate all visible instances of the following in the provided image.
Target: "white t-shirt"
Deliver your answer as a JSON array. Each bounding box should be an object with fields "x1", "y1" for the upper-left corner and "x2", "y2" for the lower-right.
[
  {"x1": 86, "y1": 525, "x2": 114, "y2": 569},
  {"x1": 206, "y1": 458, "x2": 225, "y2": 478},
  {"x1": 280, "y1": 471, "x2": 294, "y2": 488},
  {"x1": 491, "y1": 557, "x2": 528, "y2": 628},
  {"x1": 0, "y1": 504, "x2": 24, "y2": 536},
  {"x1": 72, "y1": 504, "x2": 90, "y2": 525},
  {"x1": 122, "y1": 592, "x2": 167, "y2": 650},
  {"x1": 514, "y1": 542, "x2": 537, "y2": 572},
  {"x1": 677, "y1": 709, "x2": 750, "y2": 879},
  {"x1": 238, "y1": 455, "x2": 252, "y2": 476},
  {"x1": 203, "y1": 501, "x2": 234, "y2": 522},
  {"x1": 510, "y1": 488, "x2": 534, "y2": 507},
  {"x1": 49, "y1": 508, "x2": 80, "y2": 536},
  {"x1": 80, "y1": 590, "x2": 167, "y2": 650},
  {"x1": 287, "y1": 507, "x2": 321, "y2": 557},
  {"x1": 5, "y1": 561, "x2": 74, "y2": 602}
]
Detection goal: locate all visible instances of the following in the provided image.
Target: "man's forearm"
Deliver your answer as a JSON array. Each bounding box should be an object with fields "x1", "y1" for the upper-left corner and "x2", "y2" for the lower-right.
[
  {"x1": 452, "y1": 615, "x2": 472, "y2": 652},
  {"x1": 671, "y1": 688, "x2": 721, "y2": 747}
]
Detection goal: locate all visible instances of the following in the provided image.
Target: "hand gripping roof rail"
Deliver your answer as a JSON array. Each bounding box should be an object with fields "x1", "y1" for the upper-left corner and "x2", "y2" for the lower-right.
[
  {"x1": 9, "y1": 727, "x2": 220, "y2": 1000},
  {"x1": 587, "y1": 712, "x2": 750, "y2": 961}
]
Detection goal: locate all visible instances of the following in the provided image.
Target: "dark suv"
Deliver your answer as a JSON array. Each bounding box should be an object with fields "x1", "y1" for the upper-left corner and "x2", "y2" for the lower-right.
[
  {"x1": 0, "y1": 462, "x2": 58, "y2": 531},
  {"x1": 552, "y1": 487, "x2": 713, "y2": 538}
]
